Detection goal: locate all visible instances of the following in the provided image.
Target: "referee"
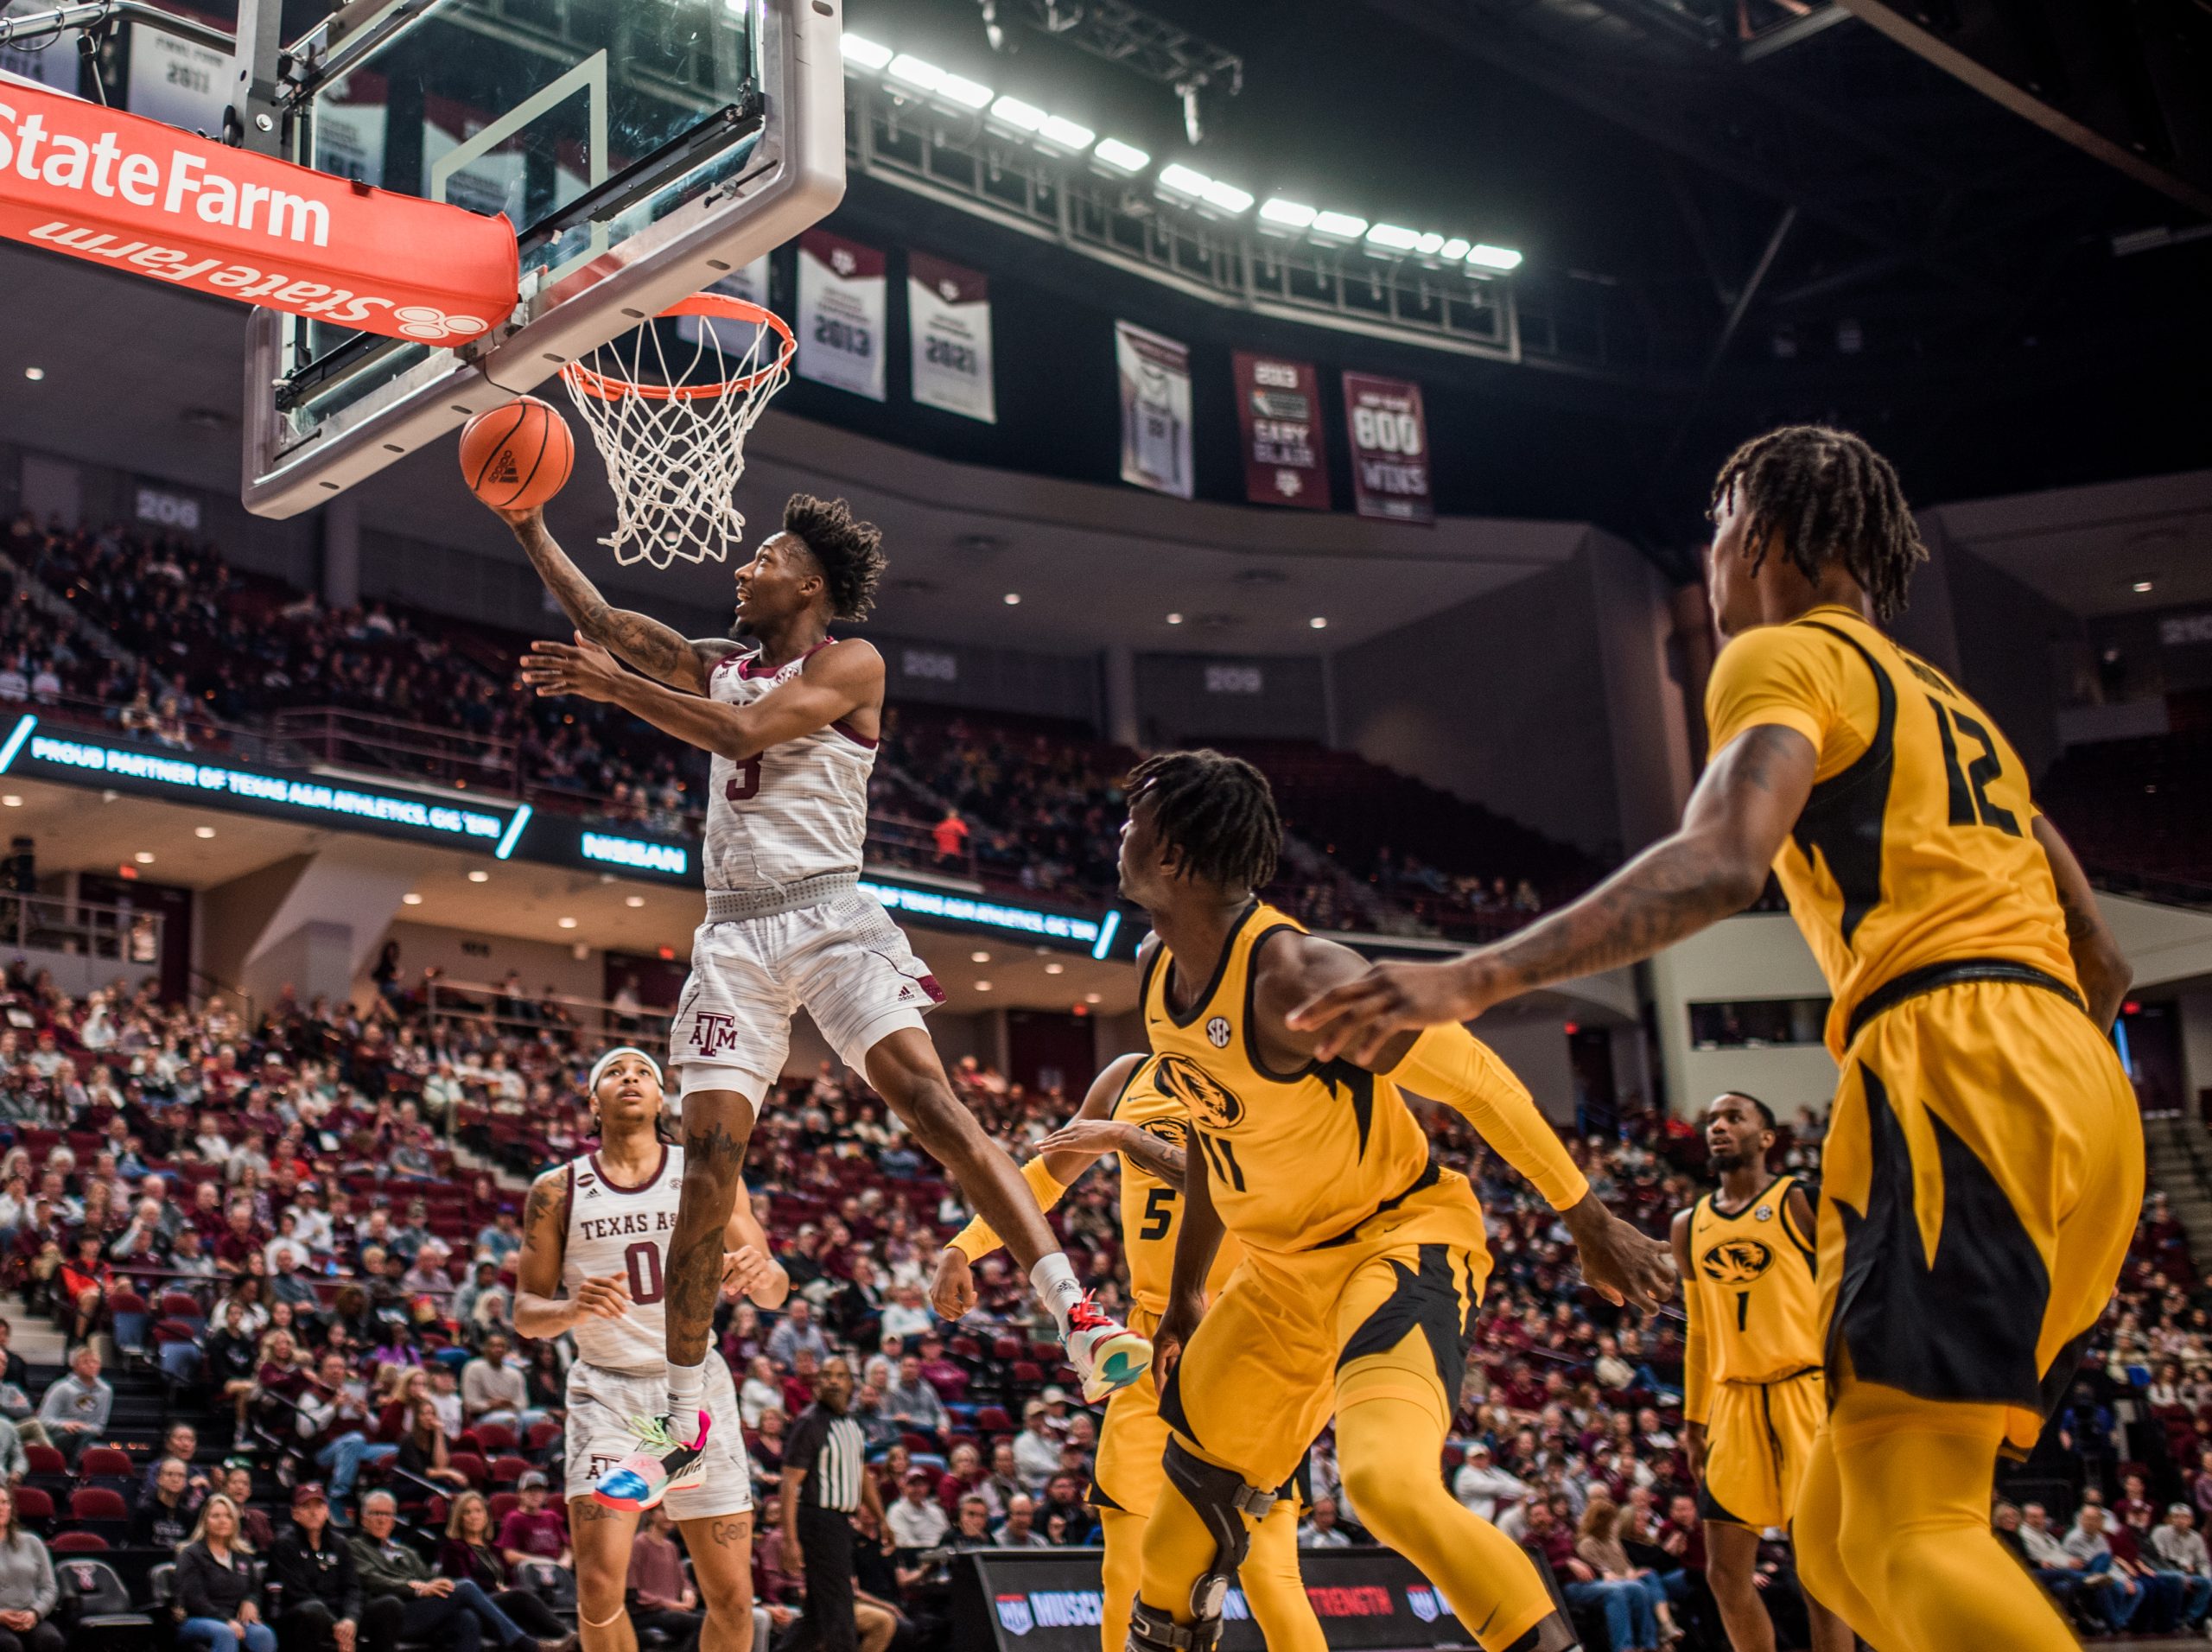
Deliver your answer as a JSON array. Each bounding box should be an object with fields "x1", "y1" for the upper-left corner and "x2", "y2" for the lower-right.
[{"x1": 779, "y1": 1355, "x2": 882, "y2": 1652}]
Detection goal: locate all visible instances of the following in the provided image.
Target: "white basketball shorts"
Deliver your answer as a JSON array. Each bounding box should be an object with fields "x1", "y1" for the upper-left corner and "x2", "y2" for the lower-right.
[
  {"x1": 566, "y1": 1357, "x2": 753, "y2": 1520},
  {"x1": 669, "y1": 887, "x2": 945, "y2": 1107}
]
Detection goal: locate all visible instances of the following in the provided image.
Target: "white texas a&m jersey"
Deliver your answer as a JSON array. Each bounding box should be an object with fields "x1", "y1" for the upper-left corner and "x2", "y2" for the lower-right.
[
  {"x1": 704, "y1": 645, "x2": 874, "y2": 891},
  {"x1": 564, "y1": 1145, "x2": 686, "y2": 1374}
]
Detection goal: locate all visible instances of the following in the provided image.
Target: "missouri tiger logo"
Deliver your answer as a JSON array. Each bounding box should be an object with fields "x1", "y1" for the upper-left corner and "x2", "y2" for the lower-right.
[
  {"x1": 1700, "y1": 1237, "x2": 1775, "y2": 1284},
  {"x1": 1139, "y1": 1116, "x2": 1189, "y2": 1152},
  {"x1": 1153, "y1": 1053, "x2": 1246, "y2": 1130}
]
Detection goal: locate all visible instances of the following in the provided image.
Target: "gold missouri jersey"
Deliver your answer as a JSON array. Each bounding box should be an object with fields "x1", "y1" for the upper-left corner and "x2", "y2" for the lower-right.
[
  {"x1": 1704, "y1": 606, "x2": 2079, "y2": 1055},
  {"x1": 1140, "y1": 899, "x2": 1439, "y2": 1256},
  {"x1": 1688, "y1": 1174, "x2": 1822, "y2": 1384},
  {"x1": 1108, "y1": 1055, "x2": 1242, "y2": 1317}
]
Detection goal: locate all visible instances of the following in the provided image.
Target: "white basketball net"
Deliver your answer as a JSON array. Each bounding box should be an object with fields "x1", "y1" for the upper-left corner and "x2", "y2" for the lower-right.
[{"x1": 560, "y1": 297, "x2": 794, "y2": 569}]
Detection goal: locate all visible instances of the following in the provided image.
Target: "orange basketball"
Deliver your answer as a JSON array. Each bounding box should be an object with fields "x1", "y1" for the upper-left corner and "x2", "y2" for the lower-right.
[{"x1": 459, "y1": 396, "x2": 575, "y2": 511}]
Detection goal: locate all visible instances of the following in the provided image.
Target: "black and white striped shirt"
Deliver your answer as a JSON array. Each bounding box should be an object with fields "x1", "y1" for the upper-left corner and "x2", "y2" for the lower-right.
[{"x1": 785, "y1": 1403, "x2": 868, "y2": 1513}]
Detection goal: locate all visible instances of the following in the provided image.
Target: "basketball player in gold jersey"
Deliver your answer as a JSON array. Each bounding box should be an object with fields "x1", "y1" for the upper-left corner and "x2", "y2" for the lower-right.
[
  {"x1": 1116, "y1": 749, "x2": 1676, "y2": 1652},
  {"x1": 1293, "y1": 424, "x2": 2141, "y2": 1652},
  {"x1": 926, "y1": 1053, "x2": 1323, "y2": 1652},
  {"x1": 1674, "y1": 1093, "x2": 1851, "y2": 1652}
]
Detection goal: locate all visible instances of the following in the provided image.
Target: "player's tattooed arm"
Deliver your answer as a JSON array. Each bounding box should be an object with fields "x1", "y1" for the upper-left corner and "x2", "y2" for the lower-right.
[
  {"x1": 722, "y1": 1188, "x2": 790, "y2": 1309},
  {"x1": 513, "y1": 1165, "x2": 624, "y2": 1338},
  {"x1": 1292, "y1": 724, "x2": 1818, "y2": 1062},
  {"x1": 498, "y1": 506, "x2": 713, "y2": 692},
  {"x1": 1028, "y1": 1053, "x2": 1185, "y2": 1190},
  {"x1": 1151, "y1": 1131, "x2": 1224, "y2": 1391},
  {"x1": 2032, "y1": 813, "x2": 2131, "y2": 1031}
]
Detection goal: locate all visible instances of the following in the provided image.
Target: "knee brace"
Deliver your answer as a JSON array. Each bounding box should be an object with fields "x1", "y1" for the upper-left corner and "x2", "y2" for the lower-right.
[
  {"x1": 1497, "y1": 1614, "x2": 1584, "y2": 1652},
  {"x1": 1126, "y1": 1440, "x2": 1281, "y2": 1651}
]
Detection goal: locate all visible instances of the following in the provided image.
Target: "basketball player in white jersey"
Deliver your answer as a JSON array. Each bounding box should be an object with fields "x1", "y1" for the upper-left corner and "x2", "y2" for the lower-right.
[
  {"x1": 514, "y1": 1046, "x2": 782, "y2": 1652},
  {"x1": 497, "y1": 495, "x2": 1150, "y2": 1509}
]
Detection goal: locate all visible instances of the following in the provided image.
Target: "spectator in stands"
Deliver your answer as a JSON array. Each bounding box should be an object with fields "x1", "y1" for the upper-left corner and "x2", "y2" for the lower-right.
[
  {"x1": 269, "y1": 1484, "x2": 363, "y2": 1652},
  {"x1": 2153, "y1": 1504, "x2": 2212, "y2": 1630},
  {"x1": 350, "y1": 1490, "x2": 569, "y2": 1652},
  {"x1": 220, "y1": 1465, "x2": 276, "y2": 1553},
  {"x1": 178, "y1": 1493, "x2": 279, "y2": 1652},
  {"x1": 298, "y1": 1350, "x2": 394, "y2": 1511},
  {"x1": 0, "y1": 1488, "x2": 57, "y2": 1652},
  {"x1": 1453, "y1": 1441, "x2": 1529, "y2": 1522},
  {"x1": 135, "y1": 1457, "x2": 200, "y2": 1548},
  {"x1": 496, "y1": 1473, "x2": 569, "y2": 1573},
  {"x1": 1037, "y1": 1473, "x2": 1094, "y2": 1545},
  {"x1": 767, "y1": 1300, "x2": 830, "y2": 1369},
  {"x1": 879, "y1": 1286, "x2": 931, "y2": 1344},
  {"x1": 2063, "y1": 1503, "x2": 2142, "y2": 1632},
  {"x1": 931, "y1": 810, "x2": 969, "y2": 868},
  {"x1": 883, "y1": 1354, "x2": 947, "y2": 1442},
  {"x1": 1298, "y1": 1497, "x2": 1351, "y2": 1549},
  {"x1": 1012, "y1": 1399, "x2": 1059, "y2": 1490},
  {"x1": 994, "y1": 1493, "x2": 1049, "y2": 1550},
  {"x1": 1574, "y1": 1496, "x2": 1680, "y2": 1645},
  {"x1": 0, "y1": 1420, "x2": 20, "y2": 1489},
  {"x1": 460, "y1": 1333, "x2": 540, "y2": 1433},
  {"x1": 435, "y1": 1493, "x2": 569, "y2": 1642},
  {"x1": 886, "y1": 1467, "x2": 948, "y2": 1553},
  {"x1": 2113, "y1": 1501, "x2": 2188, "y2": 1631},
  {"x1": 626, "y1": 1508, "x2": 703, "y2": 1652},
  {"x1": 394, "y1": 1398, "x2": 467, "y2": 1492},
  {"x1": 34, "y1": 1344, "x2": 109, "y2": 1464},
  {"x1": 1522, "y1": 1497, "x2": 1659, "y2": 1652}
]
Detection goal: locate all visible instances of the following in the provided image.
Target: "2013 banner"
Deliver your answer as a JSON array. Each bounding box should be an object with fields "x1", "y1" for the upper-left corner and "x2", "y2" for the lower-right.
[
  {"x1": 1233, "y1": 351, "x2": 1329, "y2": 510},
  {"x1": 1116, "y1": 321, "x2": 1193, "y2": 499},
  {"x1": 909, "y1": 250, "x2": 995, "y2": 423},
  {"x1": 1343, "y1": 372, "x2": 1434, "y2": 524},
  {"x1": 795, "y1": 229, "x2": 887, "y2": 400}
]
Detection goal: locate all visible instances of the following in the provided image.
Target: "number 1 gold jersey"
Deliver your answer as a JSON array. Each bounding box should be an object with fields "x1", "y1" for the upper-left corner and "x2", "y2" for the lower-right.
[
  {"x1": 1108, "y1": 1054, "x2": 1242, "y2": 1318},
  {"x1": 1703, "y1": 606, "x2": 2080, "y2": 1056},
  {"x1": 1686, "y1": 1174, "x2": 1821, "y2": 1385}
]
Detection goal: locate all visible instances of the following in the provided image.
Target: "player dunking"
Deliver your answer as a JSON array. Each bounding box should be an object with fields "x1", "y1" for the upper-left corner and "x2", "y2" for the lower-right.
[
  {"x1": 1673, "y1": 1093, "x2": 1850, "y2": 1652},
  {"x1": 927, "y1": 1053, "x2": 1324, "y2": 1652},
  {"x1": 1294, "y1": 425, "x2": 2143, "y2": 1652},
  {"x1": 512, "y1": 1047, "x2": 785, "y2": 1652},
  {"x1": 496, "y1": 496, "x2": 1149, "y2": 1509},
  {"x1": 1113, "y1": 751, "x2": 1675, "y2": 1652}
]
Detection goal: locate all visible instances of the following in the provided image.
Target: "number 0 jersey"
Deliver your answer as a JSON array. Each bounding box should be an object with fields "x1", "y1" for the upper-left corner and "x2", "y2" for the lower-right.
[
  {"x1": 1704, "y1": 606, "x2": 2079, "y2": 1055},
  {"x1": 1140, "y1": 900, "x2": 1446, "y2": 1257},
  {"x1": 1686, "y1": 1173, "x2": 1821, "y2": 1387},
  {"x1": 1108, "y1": 1055, "x2": 1242, "y2": 1318},
  {"x1": 561, "y1": 1144, "x2": 683, "y2": 1374}
]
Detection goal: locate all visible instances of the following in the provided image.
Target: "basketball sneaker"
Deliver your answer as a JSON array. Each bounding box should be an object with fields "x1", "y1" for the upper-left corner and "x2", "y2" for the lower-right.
[
  {"x1": 1064, "y1": 1295, "x2": 1153, "y2": 1403},
  {"x1": 592, "y1": 1411, "x2": 710, "y2": 1512}
]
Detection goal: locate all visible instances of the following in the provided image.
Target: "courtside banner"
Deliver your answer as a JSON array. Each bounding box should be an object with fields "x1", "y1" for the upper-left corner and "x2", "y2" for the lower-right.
[
  {"x1": 1343, "y1": 372, "x2": 1435, "y2": 524},
  {"x1": 1233, "y1": 351, "x2": 1330, "y2": 510},
  {"x1": 0, "y1": 80, "x2": 517, "y2": 342},
  {"x1": 796, "y1": 228, "x2": 887, "y2": 400},
  {"x1": 1116, "y1": 320, "x2": 1193, "y2": 499},
  {"x1": 908, "y1": 250, "x2": 995, "y2": 423},
  {"x1": 951, "y1": 1548, "x2": 1473, "y2": 1650}
]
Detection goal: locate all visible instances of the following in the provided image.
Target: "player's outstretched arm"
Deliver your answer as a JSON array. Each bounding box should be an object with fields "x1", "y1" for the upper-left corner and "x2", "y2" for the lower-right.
[
  {"x1": 721, "y1": 1189, "x2": 791, "y2": 1308},
  {"x1": 1290, "y1": 724, "x2": 1818, "y2": 1061},
  {"x1": 1151, "y1": 1127, "x2": 1225, "y2": 1392},
  {"x1": 495, "y1": 507, "x2": 728, "y2": 691},
  {"x1": 512, "y1": 1165, "x2": 628, "y2": 1339},
  {"x1": 1673, "y1": 1209, "x2": 1708, "y2": 1479},
  {"x1": 2033, "y1": 814, "x2": 2132, "y2": 1030},
  {"x1": 519, "y1": 632, "x2": 882, "y2": 764}
]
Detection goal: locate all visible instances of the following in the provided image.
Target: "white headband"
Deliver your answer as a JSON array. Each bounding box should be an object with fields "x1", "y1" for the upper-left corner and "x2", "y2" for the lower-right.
[{"x1": 588, "y1": 1046, "x2": 664, "y2": 1097}]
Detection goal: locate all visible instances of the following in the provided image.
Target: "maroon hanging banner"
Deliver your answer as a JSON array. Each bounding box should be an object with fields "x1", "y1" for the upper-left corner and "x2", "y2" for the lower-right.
[
  {"x1": 1342, "y1": 372, "x2": 1434, "y2": 524},
  {"x1": 1232, "y1": 351, "x2": 1330, "y2": 510}
]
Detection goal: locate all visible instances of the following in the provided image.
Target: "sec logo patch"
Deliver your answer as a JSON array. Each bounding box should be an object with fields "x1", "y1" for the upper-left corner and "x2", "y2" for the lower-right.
[
  {"x1": 1205, "y1": 1015, "x2": 1231, "y2": 1048},
  {"x1": 1754, "y1": 1204, "x2": 1772, "y2": 1222}
]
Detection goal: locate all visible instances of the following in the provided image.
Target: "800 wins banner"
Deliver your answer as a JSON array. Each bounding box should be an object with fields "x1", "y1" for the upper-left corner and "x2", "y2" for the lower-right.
[{"x1": 1343, "y1": 372, "x2": 1434, "y2": 524}]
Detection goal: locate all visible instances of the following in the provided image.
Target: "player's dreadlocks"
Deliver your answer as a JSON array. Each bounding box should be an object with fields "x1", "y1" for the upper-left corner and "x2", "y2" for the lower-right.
[
  {"x1": 783, "y1": 494, "x2": 887, "y2": 621},
  {"x1": 1126, "y1": 749, "x2": 1281, "y2": 891},
  {"x1": 1709, "y1": 425, "x2": 1927, "y2": 621}
]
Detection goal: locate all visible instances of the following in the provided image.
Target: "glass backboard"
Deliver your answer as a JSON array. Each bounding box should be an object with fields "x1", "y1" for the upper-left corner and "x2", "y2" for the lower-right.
[{"x1": 241, "y1": 0, "x2": 842, "y2": 518}]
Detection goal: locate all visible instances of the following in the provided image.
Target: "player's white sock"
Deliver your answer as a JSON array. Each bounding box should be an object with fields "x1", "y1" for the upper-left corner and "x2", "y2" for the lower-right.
[
  {"x1": 1031, "y1": 1252, "x2": 1085, "y2": 1337},
  {"x1": 667, "y1": 1357, "x2": 709, "y2": 1446}
]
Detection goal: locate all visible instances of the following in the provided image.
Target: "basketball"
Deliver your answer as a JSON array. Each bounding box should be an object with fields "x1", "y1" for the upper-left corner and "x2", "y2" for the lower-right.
[{"x1": 459, "y1": 396, "x2": 574, "y2": 511}]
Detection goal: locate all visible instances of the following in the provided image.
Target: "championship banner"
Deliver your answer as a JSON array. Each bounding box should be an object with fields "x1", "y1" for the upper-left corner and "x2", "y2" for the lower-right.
[
  {"x1": 795, "y1": 228, "x2": 886, "y2": 400},
  {"x1": 3, "y1": 2, "x2": 80, "y2": 95},
  {"x1": 908, "y1": 250, "x2": 995, "y2": 423},
  {"x1": 1116, "y1": 320, "x2": 1192, "y2": 499},
  {"x1": 0, "y1": 79, "x2": 518, "y2": 342},
  {"x1": 124, "y1": 19, "x2": 226, "y2": 137},
  {"x1": 1233, "y1": 351, "x2": 1329, "y2": 510},
  {"x1": 1343, "y1": 372, "x2": 1435, "y2": 524}
]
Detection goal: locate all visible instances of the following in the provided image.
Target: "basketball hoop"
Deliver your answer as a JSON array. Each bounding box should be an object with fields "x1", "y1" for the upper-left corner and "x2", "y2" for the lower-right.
[{"x1": 560, "y1": 293, "x2": 796, "y2": 569}]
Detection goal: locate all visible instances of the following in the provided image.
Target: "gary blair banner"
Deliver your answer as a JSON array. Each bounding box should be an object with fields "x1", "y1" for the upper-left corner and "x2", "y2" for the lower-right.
[
  {"x1": 1233, "y1": 351, "x2": 1329, "y2": 510},
  {"x1": 951, "y1": 1548, "x2": 1476, "y2": 1650},
  {"x1": 908, "y1": 250, "x2": 995, "y2": 423},
  {"x1": 795, "y1": 228, "x2": 886, "y2": 400},
  {"x1": 1343, "y1": 372, "x2": 1435, "y2": 523}
]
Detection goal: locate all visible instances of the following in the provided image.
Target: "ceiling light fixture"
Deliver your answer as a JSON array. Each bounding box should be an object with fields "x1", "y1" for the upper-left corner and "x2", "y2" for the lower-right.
[
  {"x1": 134, "y1": 851, "x2": 155, "y2": 863},
  {"x1": 194, "y1": 825, "x2": 216, "y2": 838},
  {"x1": 1045, "y1": 963, "x2": 1065, "y2": 975},
  {"x1": 0, "y1": 796, "x2": 19, "y2": 808},
  {"x1": 1166, "y1": 613, "x2": 1184, "y2": 625},
  {"x1": 1311, "y1": 211, "x2": 1368, "y2": 242},
  {"x1": 971, "y1": 950, "x2": 991, "y2": 963},
  {"x1": 887, "y1": 54, "x2": 947, "y2": 93},
  {"x1": 558, "y1": 917, "x2": 578, "y2": 929},
  {"x1": 2133, "y1": 580, "x2": 2155, "y2": 594},
  {"x1": 625, "y1": 894, "x2": 645, "y2": 908},
  {"x1": 1003, "y1": 592, "x2": 1021, "y2": 605},
  {"x1": 975, "y1": 980, "x2": 994, "y2": 992},
  {"x1": 402, "y1": 893, "x2": 423, "y2": 905},
  {"x1": 1084, "y1": 992, "x2": 1103, "y2": 1005},
  {"x1": 1091, "y1": 137, "x2": 1150, "y2": 175},
  {"x1": 1309, "y1": 616, "x2": 1328, "y2": 629},
  {"x1": 467, "y1": 870, "x2": 489, "y2": 883},
  {"x1": 1260, "y1": 197, "x2": 1317, "y2": 231},
  {"x1": 22, "y1": 367, "x2": 44, "y2": 382},
  {"x1": 1039, "y1": 114, "x2": 1096, "y2": 150},
  {"x1": 840, "y1": 34, "x2": 893, "y2": 70},
  {"x1": 988, "y1": 94, "x2": 1046, "y2": 131},
  {"x1": 1466, "y1": 243, "x2": 1524, "y2": 272},
  {"x1": 937, "y1": 72, "x2": 995, "y2": 110}
]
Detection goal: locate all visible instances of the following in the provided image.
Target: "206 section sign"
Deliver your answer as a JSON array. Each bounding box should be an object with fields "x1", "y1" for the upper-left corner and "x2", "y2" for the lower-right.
[{"x1": 0, "y1": 79, "x2": 517, "y2": 341}]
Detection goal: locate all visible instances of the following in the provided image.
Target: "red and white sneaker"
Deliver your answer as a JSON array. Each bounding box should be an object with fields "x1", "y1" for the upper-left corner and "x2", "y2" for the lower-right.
[
  {"x1": 1063, "y1": 1294, "x2": 1153, "y2": 1403},
  {"x1": 592, "y1": 1411, "x2": 710, "y2": 1512}
]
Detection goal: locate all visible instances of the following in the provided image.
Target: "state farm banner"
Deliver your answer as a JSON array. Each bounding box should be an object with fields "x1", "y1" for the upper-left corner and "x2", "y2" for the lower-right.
[
  {"x1": 0, "y1": 81, "x2": 517, "y2": 342},
  {"x1": 1116, "y1": 320, "x2": 1192, "y2": 499},
  {"x1": 1233, "y1": 351, "x2": 1329, "y2": 510},
  {"x1": 795, "y1": 228, "x2": 886, "y2": 400},
  {"x1": 908, "y1": 250, "x2": 995, "y2": 423},
  {"x1": 1343, "y1": 372, "x2": 1435, "y2": 524}
]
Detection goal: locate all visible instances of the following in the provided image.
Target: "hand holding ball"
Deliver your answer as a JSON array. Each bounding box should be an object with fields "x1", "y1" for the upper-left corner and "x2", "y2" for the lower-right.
[{"x1": 460, "y1": 396, "x2": 574, "y2": 512}]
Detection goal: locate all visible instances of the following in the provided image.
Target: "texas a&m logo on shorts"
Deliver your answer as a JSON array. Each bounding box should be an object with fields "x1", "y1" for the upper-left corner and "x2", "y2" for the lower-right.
[{"x1": 690, "y1": 1012, "x2": 742, "y2": 1057}]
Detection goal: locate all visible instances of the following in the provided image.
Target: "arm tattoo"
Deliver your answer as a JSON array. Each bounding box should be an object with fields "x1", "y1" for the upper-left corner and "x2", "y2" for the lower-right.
[
  {"x1": 517, "y1": 523, "x2": 697, "y2": 689},
  {"x1": 1117, "y1": 1133, "x2": 1185, "y2": 1192}
]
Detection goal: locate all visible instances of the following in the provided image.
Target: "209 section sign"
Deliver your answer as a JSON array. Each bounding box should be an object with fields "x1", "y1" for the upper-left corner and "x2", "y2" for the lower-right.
[{"x1": 1343, "y1": 372, "x2": 1434, "y2": 524}]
